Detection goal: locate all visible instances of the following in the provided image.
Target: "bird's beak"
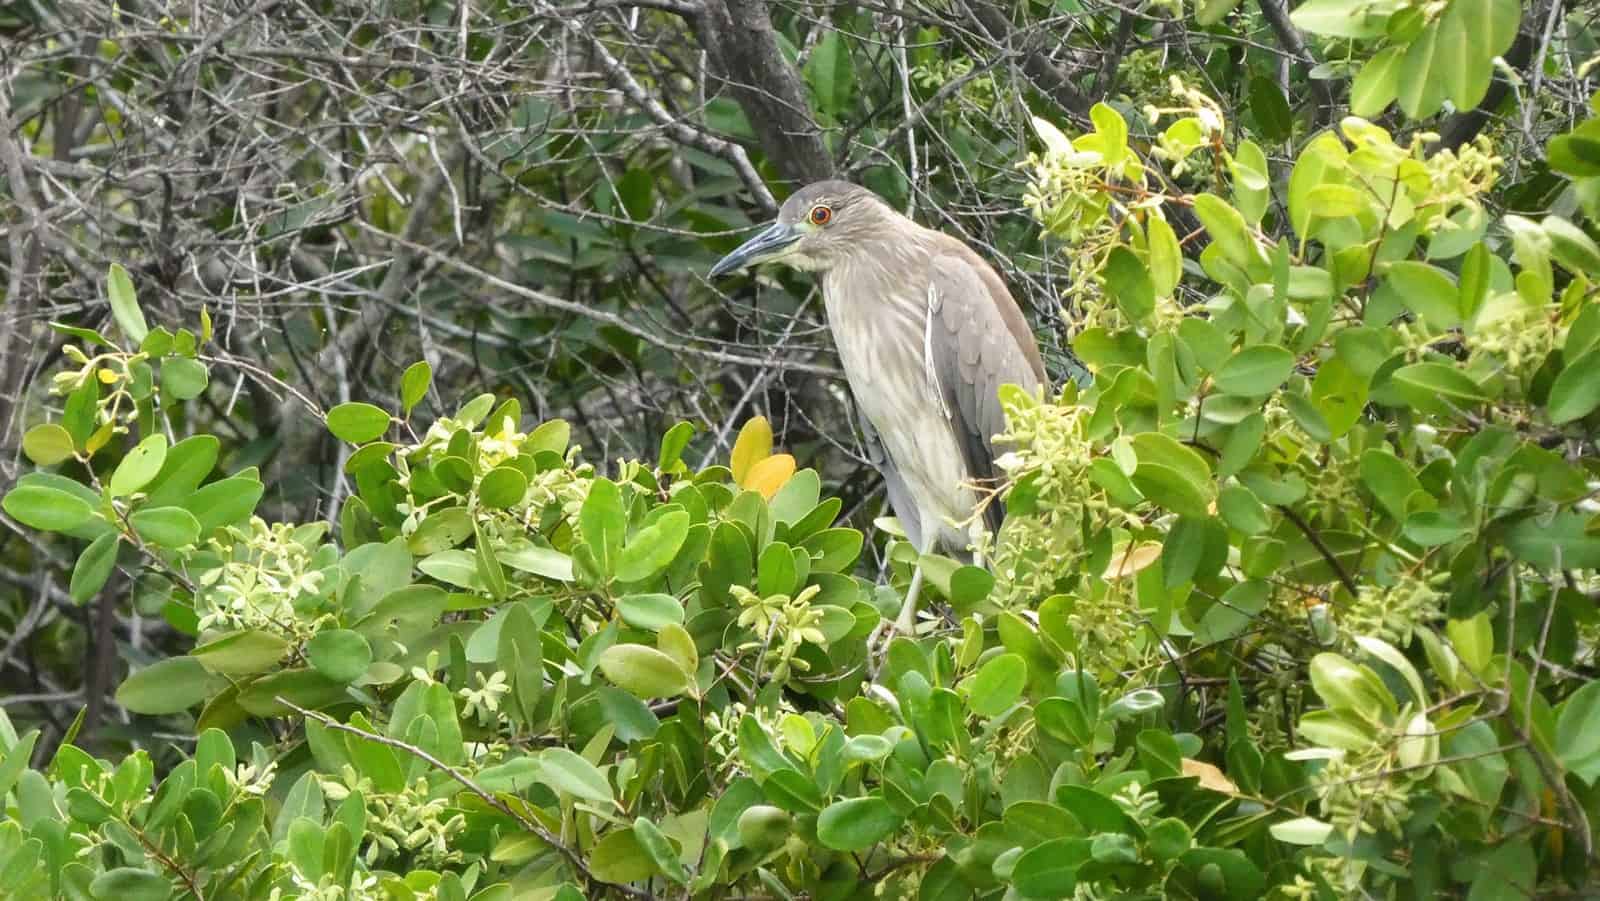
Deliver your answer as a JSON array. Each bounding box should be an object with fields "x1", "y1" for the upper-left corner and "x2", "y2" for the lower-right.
[{"x1": 709, "y1": 222, "x2": 801, "y2": 278}]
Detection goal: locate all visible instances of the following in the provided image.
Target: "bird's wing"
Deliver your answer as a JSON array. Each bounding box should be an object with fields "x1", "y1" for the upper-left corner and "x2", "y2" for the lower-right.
[{"x1": 925, "y1": 250, "x2": 1048, "y2": 534}]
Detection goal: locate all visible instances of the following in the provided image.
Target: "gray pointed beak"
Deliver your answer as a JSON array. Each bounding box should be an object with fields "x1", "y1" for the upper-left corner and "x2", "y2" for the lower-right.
[{"x1": 709, "y1": 222, "x2": 801, "y2": 278}]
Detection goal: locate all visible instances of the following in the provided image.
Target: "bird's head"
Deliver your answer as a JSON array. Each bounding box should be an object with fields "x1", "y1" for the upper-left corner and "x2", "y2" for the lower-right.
[{"x1": 709, "y1": 181, "x2": 890, "y2": 278}]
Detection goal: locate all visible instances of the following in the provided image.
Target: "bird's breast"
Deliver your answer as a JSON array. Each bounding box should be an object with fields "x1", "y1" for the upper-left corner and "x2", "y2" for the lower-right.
[{"x1": 822, "y1": 268, "x2": 974, "y2": 541}]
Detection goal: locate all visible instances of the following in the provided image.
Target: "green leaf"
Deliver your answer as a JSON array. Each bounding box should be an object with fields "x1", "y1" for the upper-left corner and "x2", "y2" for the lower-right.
[
  {"x1": 2, "y1": 483, "x2": 95, "y2": 532},
  {"x1": 1392, "y1": 362, "x2": 1487, "y2": 407},
  {"x1": 478, "y1": 466, "x2": 529, "y2": 509},
  {"x1": 527, "y1": 419, "x2": 571, "y2": 456},
  {"x1": 581, "y1": 478, "x2": 625, "y2": 578},
  {"x1": 737, "y1": 805, "x2": 792, "y2": 852},
  {"x1": 160, "y1": 357, "x2": 209, "y2": 401},
  {"x1": 70, "y1": 533, "x2": 120, "y2": 604},
  {"x1": 1557, "y1": 681, "x2": 1600, "y2": 783},
  {"x1": 1386, "y1": 261, "x2": 1460, "y2": 329},
  {"x1": 1217, "y1": 484, "x2": 1270, "y2": 535},
  {"x1": 657, "y1": 421, "x2": 696, "y2": 471},
  {"x1": 326, "y1": 402, "x2": 391, "y2": 444},
  {"x1": 116, "y1": 656, "x2": 223, "y2": 714},
  {"x1": 588, "y1": 829, "x2": 655, "y2": 884},
  {"x1": 804, "y1": 32, "x2": 855, "y2": 118},
  {"x1": 1310, "y1": 357, "x2": 1367, "y2": 439},
  {"x1": 1504, "y1": 512, "x2": 1600, "y2": 570},
  {"x1": 632, "y1": 818, "x2": 688, "y2": 885},
  {"x1": 418, "y1": 549, "x2": 482, "y2": 590},
  {"x1": 615, "y1": 510, "x2": 690, "y2": 582},
  {"x1": 1309, "y1": 653, "x2": 1397, "y2": 719},
  {"x1": 1307, "y1": 184, "x2": 1367, "y2": 218},
  {"x1": 1397, "y1": 21, "x2": 1448, "y2": 118},
  {"x1": 90, "y1": 868, "x2": 171, "y2": 901},
  {"x1": 1196, "y1": 0, "x2": 1242, "y2": 25},
  {"x1": 1103, "y1": 247, "x2": 1154, "y2": 320},
  {"x1": 1248, "y1": 75, "x2": 1291, "y2": 142},
  {"x1": 1466, "y1": 840, "x2": 1536, "y2": 901},
  {"x1": 106, "y1": 263, "x2": 149, "y2": 344},
  {"x1": 617, "y1": 594, "x2": 686, "y2": 631},
  {"x1": 1090, "y1": 102, "x2": 1129, "y2": 168},
  {"x1": 307, "y1": 630, "x2": 374, "y2": 684},
  {"x1": 1289, "y1": 0, "x2": 1389, "y2": 37},
  {"x1": 1448, "y1": 613, "x2": 1494, "y2": 675},
  {"x1": 1436, "y1": 0, "x2": 1521, "y2": 111},
  {"x1": 1131, "y1": 432, "x2": 1215, "y2": 519},
  {"x1": 401, "y1": 360, "x2": 432, "y2": 416},
  {"x1": 1544, "y1": 215, "x2": 1600, "y2": 275},
  {"x1": 182, "y1": 476, "x2": 265, "y2": 533},
  {"x1": 967, "y1": 653, "x2": 1026, "y2": 717},
  {"x1": 129, "y1": 506, "x2": 201, "y2": 549},
  {"x1": 816, "y1": 796, "x2": 900, "y2": 851},
  {"x1": 598, "y1": 643, "x2": 690, "y2": 698},
  {"x1": 0, "y1": 729, "x2": 39, "y2": 806},
  {"x1": 1195, "y1": 580, "x2": 1269, "y2": 644},
  {"x1": 1215, "y1": 345, "x2": 1295, "y2": 396},
  {"x1": 1218, "y1": 413, "x2": 1265, "y2": 478},
  {"x1": 111, "y1": 434, "x2": 169, "y2": 498},
  {"x1": 499, "y1": 543, "x2": 574, "y2": 581},
  {"x1": 538, "y1": 747, "x2": 614, "y2": 804},
  {"x1": 1403, "y1": 511, "x2": 1465, "y2": 546},
  {"x1": 1232, "y1": 139, "x2": 1270, "y2": 225},
  {"x1": 1548, "y1": 347, "x2": 1600, "y2": 423},
  {"x1": 1349, "y1": 47, "x2": 1402, "y2": 116},
  {"x1": 145, "y1": 435, "x2": 221, "y2": 508},
  {"x1": 1012, "y1": 837, "x2": 1093, "y2": 896},
  {"x1": 1269, "y1": 816, "x2": 1334, "y2": 845},
  {"x1": 1192, "y1": 193, "x2": 1259, "y2": 271},
  {"x1": 22, "y1": 424, "x2": 75, "y2": 465},
  {"x1": 191, "y1": 630, "x2": 291, "y2": 676},
  {"x1": 1147, "y1": 217, "x2": 1182, "y2": 297},
  {"x1": 1549, "y1": 120, "x2": 1600, "y2": 178}
]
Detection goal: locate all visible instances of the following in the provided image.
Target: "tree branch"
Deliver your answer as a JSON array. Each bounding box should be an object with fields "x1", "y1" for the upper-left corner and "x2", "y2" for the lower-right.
[{"x1": 693, "y1": 0, "x2": 835, "y2": 186}]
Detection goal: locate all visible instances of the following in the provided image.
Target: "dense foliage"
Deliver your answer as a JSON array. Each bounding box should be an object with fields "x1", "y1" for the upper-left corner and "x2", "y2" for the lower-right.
[{"x1": 5, "y1": 0, "x2": 1600, "y2": 898}]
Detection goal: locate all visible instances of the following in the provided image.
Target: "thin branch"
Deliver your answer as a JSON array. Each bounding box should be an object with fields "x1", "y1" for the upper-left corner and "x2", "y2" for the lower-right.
[{"x1": 281, "y1": 700, "x2": 657, "y2": 900}]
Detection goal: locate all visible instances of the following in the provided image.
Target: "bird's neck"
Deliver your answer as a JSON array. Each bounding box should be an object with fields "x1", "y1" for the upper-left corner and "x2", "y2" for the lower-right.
[{"x1": 821, "y1": 234, "x2": 933, "y2": 333}]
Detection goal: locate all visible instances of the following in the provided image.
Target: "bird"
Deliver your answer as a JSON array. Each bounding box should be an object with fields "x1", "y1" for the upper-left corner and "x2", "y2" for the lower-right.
[{"x1": 709, "y1": 180, "x2": 1047, "y2": 634}]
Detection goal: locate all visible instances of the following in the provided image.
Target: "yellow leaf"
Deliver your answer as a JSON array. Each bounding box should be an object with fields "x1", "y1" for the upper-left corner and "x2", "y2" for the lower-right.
[
  {"x1": 1181, "y1": 758, "x2": 1239, "y2": 795},
  {"x1": 742, "y1": 454, "x2": 795, "y2": 499},
  {"x1": 86, "y1": 422, "x2": 115, "y2": 455},
  {"x1": 730, "y1": 416, "x2": 773, "y2": 484},
  {"x1": 1101, "y1": 542, "x2": 1163, "y2": 580}
]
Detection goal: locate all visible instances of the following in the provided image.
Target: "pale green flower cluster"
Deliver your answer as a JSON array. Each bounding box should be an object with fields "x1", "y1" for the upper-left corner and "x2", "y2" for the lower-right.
[
  {"x1": 1019, "y1": 144, "x2": 1119, "y2": 250},
  {"x1": 320, "y1": 767, "x2": 466, "y2": 868},
  {"x1": 1470, "y1": 296, "x2": 1560, "y2": 388},
  {"x1": 1339, "y1": 575, "x2": 1443, "y2": 650},
  {"x1": 196, "y1": 518, "x2": 330, "y2": 639},
  {"x1": 457, "y1": 670, "x2": 510, "y2": 725},
  {"x1": 1147, "y1": 77, "x2": 1226, "y2": 179},
  {"x1": 704, "y1": 699, "x2": 799, "y2": 776},
  {"x1": 275, "y1": 870, "x2": 384, "y2": 901},
  {"x1": 987, "y1": 394, "x2": 1101, "y2": 608},
  {"x1": 731, "y1": 583, "x2": 827, "y2": 682},
  {"x1": 1311, "y1": 751, "x2": 1414, "y2": 843},
  {"x1": 909, "y1": 56, "x2": 996, "y2": 108}
]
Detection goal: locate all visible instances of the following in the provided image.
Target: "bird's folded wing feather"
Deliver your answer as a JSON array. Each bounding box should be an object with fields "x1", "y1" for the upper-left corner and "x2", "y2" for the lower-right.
[{"x1": 925, "y1": 251, "x2": 1046, "y2": 534}]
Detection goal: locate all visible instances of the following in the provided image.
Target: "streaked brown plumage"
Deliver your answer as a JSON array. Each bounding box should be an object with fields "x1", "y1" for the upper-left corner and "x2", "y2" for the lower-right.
[{"x1": 710, "y1": 181, "x2": 1046, "y2": 631}]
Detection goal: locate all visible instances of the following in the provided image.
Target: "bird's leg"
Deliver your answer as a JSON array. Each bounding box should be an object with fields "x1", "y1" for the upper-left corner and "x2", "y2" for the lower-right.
[
  {"x1": 892, "y1": 516, "x2": 937, "y2": 635},
  {"x1": 893, "y1": 564, "x2": 925, "y2": 635}
]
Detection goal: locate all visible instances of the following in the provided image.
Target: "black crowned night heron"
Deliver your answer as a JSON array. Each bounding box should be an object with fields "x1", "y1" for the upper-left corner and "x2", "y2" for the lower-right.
[{"x1": 710, "y1": 181, "x2": 1046, "y2": 634}]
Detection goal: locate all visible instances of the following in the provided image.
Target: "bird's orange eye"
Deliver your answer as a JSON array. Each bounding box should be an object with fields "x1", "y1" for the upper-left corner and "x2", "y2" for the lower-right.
[{"x1": 809, "y1": 205, "x2": 832, "y2": 226}]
